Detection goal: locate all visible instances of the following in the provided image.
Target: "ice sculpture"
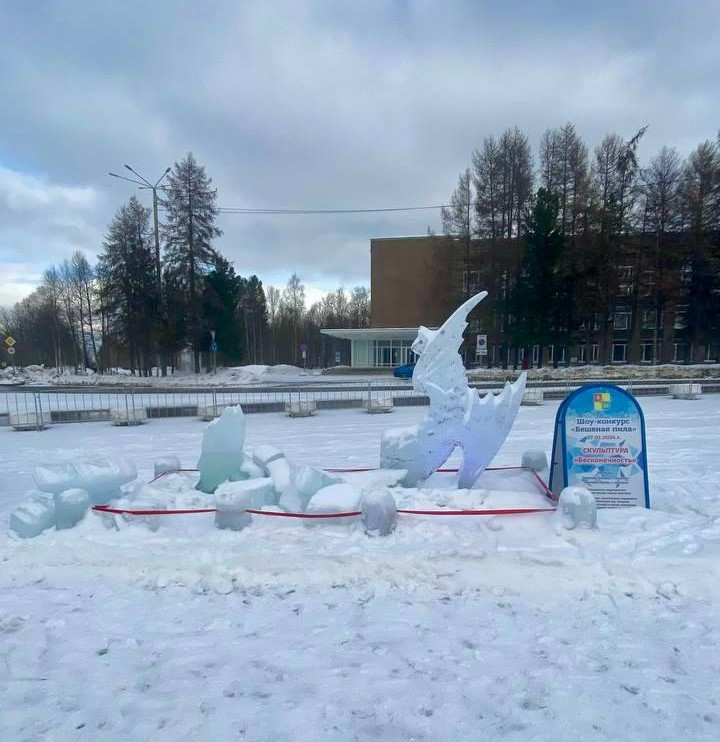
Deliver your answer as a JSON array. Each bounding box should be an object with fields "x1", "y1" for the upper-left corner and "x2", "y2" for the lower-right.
[
  {"x1": 196, "y1": 406, "x2": 247, "y2": 493},
  {"x1": 380, "y1": 291, "x2": 527, "y2": 488}
]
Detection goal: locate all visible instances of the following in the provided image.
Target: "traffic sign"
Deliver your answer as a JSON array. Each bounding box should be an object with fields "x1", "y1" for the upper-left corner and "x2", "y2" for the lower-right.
[
  {"x1": 7, "y1": 346, "x2": 16, "y2": 355},
  {"x1": 300, "y1": 342, "x2": 308, "y2": 353},
  {"x1": 4, "y1": 336, "x2": 16, "y2": 347}
]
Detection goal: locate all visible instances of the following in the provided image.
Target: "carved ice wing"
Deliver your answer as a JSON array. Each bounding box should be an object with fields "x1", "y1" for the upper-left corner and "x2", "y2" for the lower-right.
[{"x1": 412, "y1": 291, "x2": 488, "y2": 394}]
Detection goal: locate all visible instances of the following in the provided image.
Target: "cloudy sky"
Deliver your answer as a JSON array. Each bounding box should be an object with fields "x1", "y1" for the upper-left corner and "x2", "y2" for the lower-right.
[{"x1": 1, "y1": 0, "x2": 718, "y2": 307}]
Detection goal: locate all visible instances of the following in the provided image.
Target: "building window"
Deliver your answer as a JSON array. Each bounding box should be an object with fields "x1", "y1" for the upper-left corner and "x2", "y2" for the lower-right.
[
  {"x1": 641, "y1": 343, "x2": 657, "y2": 363},
  {"x1": 612, "y1": 343, "x2": 627, "y2": 363},
  {"x1": 680, "y1": 262, "x2": 692, "y2": 286},
  {"x1": 591, "y1": 344, "x2": 599, "y2": 363},
  {"x1": 705, "y1": 344, "x2": 717, "y2": 363},
  {"x1": 641, "y1": 310, "x2": 655, "y2": 330},
  {"x1": 673, "y1": 307, "x2": 688, "y2": 330},
  {"x1": 532, "y1": 345, "x2": 539, "y2": 365},
  {"x1": 617, "y1": 265, "x2": 634, "y2": 296},
  {"x1": 592, "y1": 312, "x2": 601, "y2": 331},
  {"x1": 463, "y1": 270, "x2": 481, "y2": 295},
  {"x1": 578, "y1": 344, "x2": 586, "y2": 363},
  {"x1": 673, "y1": 343, "x2": 685, "y2": 362},
  {"x1": 642, "y1": 270, "x2": 656, "y2": 297},
  {"x1": 549, "y1": 345, "x2": 566, "y2": 364},
  {"x1": 613, "y1": 309, "x2": 631, "y2": 331}
]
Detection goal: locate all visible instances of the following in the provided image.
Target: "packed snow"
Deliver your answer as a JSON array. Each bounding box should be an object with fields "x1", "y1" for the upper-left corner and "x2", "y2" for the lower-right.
[{"x1": 1, "y1": 398, "x2": 720, "y2": 740}]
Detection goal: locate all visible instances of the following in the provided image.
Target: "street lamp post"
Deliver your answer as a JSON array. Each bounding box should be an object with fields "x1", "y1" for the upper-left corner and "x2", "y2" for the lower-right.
[{"x1": 108, "y1": 165, "x2": 171, "y2": 375}]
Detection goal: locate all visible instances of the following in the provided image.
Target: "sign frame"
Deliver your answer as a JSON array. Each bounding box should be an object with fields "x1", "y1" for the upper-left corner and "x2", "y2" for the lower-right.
[{"x1": 549, "y1": 383, "x2": 650, "y2": 508}]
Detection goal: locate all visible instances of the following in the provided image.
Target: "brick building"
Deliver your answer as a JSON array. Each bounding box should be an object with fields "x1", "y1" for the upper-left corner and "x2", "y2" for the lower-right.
[{"x1": 322, "y1": 233, "x2": 719, "y2": 368}]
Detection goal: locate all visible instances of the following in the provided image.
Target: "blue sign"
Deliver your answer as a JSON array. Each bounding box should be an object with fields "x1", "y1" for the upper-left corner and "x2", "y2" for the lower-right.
[
  {"x1": 549, "y1": 384, "x2": 650, "y2": 508},
  {"x1": 210, "y1": 341, "x2": 218, "y2": 352}
]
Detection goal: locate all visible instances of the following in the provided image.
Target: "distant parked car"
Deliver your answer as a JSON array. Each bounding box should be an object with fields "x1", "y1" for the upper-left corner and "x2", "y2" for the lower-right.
[{"x1": 393, "y1": 363, "x2": 415, "y2": 379}]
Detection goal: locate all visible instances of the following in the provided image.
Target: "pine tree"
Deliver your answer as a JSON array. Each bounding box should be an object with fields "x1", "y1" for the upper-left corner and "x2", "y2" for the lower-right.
[{"x1": 162, "y1": 152, "x2": 222, "y2": 372}]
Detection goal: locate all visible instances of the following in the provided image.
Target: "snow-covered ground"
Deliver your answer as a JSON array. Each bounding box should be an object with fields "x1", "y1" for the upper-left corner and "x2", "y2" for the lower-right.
[
  {"x1": 3, "y1": 361, "x2": 719, "y2": 388},
  {"x1": 2, "y1": 399, "x2": 720, "y2": 740}
]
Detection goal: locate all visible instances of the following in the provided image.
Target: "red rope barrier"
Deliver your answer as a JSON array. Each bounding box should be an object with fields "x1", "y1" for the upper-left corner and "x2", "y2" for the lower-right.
[{"x1": 95, "y1": 465, "x2": 556, "y2": 518}]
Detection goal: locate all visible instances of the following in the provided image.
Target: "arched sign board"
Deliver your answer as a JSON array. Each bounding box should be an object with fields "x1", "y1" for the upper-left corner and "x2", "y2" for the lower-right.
[{"x1": 549, "y1": 384, "x2": 650, "y2": 508}]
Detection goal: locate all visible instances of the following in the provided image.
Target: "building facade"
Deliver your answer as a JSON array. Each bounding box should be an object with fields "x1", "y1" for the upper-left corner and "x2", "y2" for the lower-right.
[{"x1": 323, "y1": 233, "x2": 719, "y2": 368}]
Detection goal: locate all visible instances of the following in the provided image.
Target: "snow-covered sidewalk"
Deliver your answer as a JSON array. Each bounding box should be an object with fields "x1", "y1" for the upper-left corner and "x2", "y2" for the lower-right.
[{"x1": 1, "y1": 399, "x2": 719, "y2": 740}]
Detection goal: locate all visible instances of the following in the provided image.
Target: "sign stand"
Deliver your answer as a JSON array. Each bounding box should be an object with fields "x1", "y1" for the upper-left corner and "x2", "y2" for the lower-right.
[{"x1": 549, "y1": 384, "x2": 650, "y2": 508}]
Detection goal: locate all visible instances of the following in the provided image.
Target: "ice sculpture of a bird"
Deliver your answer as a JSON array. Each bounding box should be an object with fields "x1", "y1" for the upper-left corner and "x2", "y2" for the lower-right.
[{"x1": 380, "y1": 291, "x2": 527, "y2": 488}]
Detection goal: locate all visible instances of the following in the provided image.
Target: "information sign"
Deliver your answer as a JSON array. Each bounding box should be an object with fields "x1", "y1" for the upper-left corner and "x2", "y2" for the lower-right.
[{"x1": 549, "y1": 384, "x2": 650, "y2": 508}]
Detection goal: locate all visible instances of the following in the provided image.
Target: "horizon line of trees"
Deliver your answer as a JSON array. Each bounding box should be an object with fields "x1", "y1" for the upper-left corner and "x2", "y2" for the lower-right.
[
  {"x1": 441, "y1": 124, "x2": 720, "y2": 365},
  {"x1": 0, "y1": 153, "x2": 370, "y2": 375}
]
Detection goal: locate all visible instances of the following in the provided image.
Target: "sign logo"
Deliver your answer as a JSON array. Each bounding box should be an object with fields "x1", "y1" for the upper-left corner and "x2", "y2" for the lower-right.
[
  {"x1": 4, "y1": 336, "x2": 16, "y2": 347},
  {"x1": 593, "y1": 392, "x2": 611, "y2": 411}
]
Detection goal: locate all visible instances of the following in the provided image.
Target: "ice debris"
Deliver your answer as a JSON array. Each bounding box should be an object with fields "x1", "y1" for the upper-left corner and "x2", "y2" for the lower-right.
[
  {"x1": 33, "y1": 458, "x2": 137, "y2": 505},
  {"x1": 215, "y1": 478, "x2": 276, "y2": 509},
  {"x1": 10, "y1": 493, "x2": 55, "y2": 538},
  {"x1": 558, "y1": 486, "x2": 598, "y2": 530},
  {"x1": 54, "y1": 488, "x2": 90, "y2": 530},
  {"x1": 196, "y1": 406, "x2": 247, "y2": 494},
  {"x1": 215, "y1": 488, "x2": 253, "y2": 531},
  {"x1": 154, "y1": 456, "x2": 181, "y2": 478},
  {"x1": 305, "y1": 483, "x2": 362, "y2": 526},
  {"x1": 361, "y1": 489, "x2": 397, "y2": 536}
]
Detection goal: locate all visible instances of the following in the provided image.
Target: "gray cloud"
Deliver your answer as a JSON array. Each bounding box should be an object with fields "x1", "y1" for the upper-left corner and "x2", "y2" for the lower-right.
[{"x1": 1, "y1": 0, "x2": 718, "y2": 306}]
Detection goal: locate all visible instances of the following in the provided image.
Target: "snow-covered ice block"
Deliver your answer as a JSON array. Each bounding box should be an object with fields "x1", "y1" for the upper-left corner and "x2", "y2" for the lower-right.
[
  {"x1": 10, "y1": 494, "x2": 55, "y2": 538},
  {"x1": 290, "y1": 464, "x2": 342, "y2": 498},
  {"x1": 110, "y1": 407, "x2": 147, "y2": 425},
  {"x1": 216, "y1": 478, "x2": 275, "y2": 509},
  {"x1": 154, "y1": 456, "x2": 181, "y2": 478},
  {"x1": 33, "y1": 458, "x2": 137, "y2": 505},
  {"x1": 239, "y1": 460, "x2": 265, "y2": 479},
  {"x1": 196, "y1": 406, "x2": 247, "y2": 494},
  {"x1": 215, "y1": 489, "x2": 253, "y2": 531},
  {"x1": 54, "y1": 488, "x2": 90, "y2": 530},
  {"x1": 278, "y1": 487, "x2": 305, "y2": 513},
  {"x1": 557, "y1": 486, "x2": 597, "y2": 530},
  {"x1": 361, "y1": 489, "x2": 397, "y2": 536},
  {"x1": 670, "y1": 383, "x2": 701, "y2": 400},
  {"x1": 10, "y1": 411, "x2": 47, "y2": 431},
  {"x1": 252, "y1": 445, "x2": 285, "y2": 471},
  {"x1": 521, "y1": 449, "x2": 548, "y2": 472},
  {"x1": 305, "y1": 483, "x2": 362, "y2": 526},
  {"x1": 266, "y1": 457, "x2": 292, "y2": 494}
]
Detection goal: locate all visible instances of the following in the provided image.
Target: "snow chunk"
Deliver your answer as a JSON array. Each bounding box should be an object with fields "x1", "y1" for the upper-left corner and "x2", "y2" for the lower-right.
[
  {"x1": 305, "y1": 483, "x2": 362, "y2": 526},
  {"x1": 278, "y1": 487, "x2": 305, "y2": 514},
  {"x1": 10, "y1": 493, "x2": 55, "y2": 538},
  {"x1": 290, "y1": 464, "x2": 342, "y2": 498},
  {"x1": 266, "y1": 457, "x2": 292, "y2": 494},
  {"x1": 216, "y1": 478, "x2": 276, "y2": 509},
  {"x1": 557, "y1": 486, "x2": 598, "y2": 530},
  {"x1": 239, "y1": 460, "x2": 265, "y2": 479},
  {"x1": 214, "y1": 489, "x2": 253, "y2": 532},
  {"x1": 252, "y1": 445, "x2": 285, "y2": 471},
  {"x1": 361, "y1": 489, "x2": 397, "y2": 536},
  {"x1": 154, "y1": 456, "x2": 181, "y2": 478},
  {"x1": 196, "y1": 406, "x2": 247, "y2": 494},
  {"x1": 54, "y1": 488, "x2": 90, "y2": 530},
  {"x1": 521, "y1": 450, "x2": 549, "y2": 472},
  {"x1": 33, "y1": 458, "x2": 136, "y2": 505}
]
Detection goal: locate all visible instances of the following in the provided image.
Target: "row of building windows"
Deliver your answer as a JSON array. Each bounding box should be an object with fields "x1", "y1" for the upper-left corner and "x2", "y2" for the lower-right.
[
  {"x1": 492, "y1": 307, "x2": 688, "y2": 333},
  {"x1": 483, "y1": 342, "x2": 717, "y2": 366}
]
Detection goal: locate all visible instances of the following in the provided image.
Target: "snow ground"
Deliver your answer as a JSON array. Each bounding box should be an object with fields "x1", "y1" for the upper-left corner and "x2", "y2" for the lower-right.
[
  {"x1": 2, "y1": 399, "x2": 720, "y2": 741},
  {"x1": 3, "y1": 361, "x2": 720, "y2": 388}
]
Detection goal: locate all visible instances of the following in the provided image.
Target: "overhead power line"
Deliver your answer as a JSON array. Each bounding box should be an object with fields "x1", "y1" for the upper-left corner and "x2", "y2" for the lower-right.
[{"x1": 216, "y1": 205, "x2": 447, "y2": 215}]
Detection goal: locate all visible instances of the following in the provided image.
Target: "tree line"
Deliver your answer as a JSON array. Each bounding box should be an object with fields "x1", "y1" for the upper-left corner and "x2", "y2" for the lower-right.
[
  {"x1": 442, "y1": 124, "x2": 720, "y2": 365},
  {"x1": 0, "y1": 153, "x2": 370, "y2": 374}
]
